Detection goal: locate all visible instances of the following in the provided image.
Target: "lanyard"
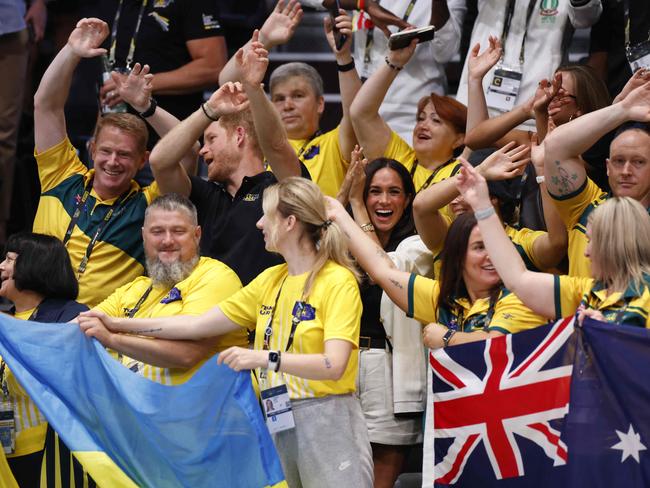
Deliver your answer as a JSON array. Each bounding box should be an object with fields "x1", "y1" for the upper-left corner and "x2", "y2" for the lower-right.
[
  {"x1": 362, "y1": 0, "x2": 418, "y2": 68},
  {"x1": 62, "y1": 178, "x2": 132, "y2": 276},
  {"x1": 410, "y1": 157, "x2": 455, "y2": 192},
  {"x1": 500, "y1": 0, "x2": 539, "y2": 66},
  {"x1": 296, "y1": 130, "x2": 322, "y2": 160},
  {"x1": 262, "y1": 276, "x2": 306, "y2": 353},
  {"x1": 623, "y1": 0, "x2": 650, "y2": 49},
  {"x1": 108, "y1": 0, "x2": 149, "y2": 70},
  {"x1": 0, "y1": 361, "x2": 7, "y2": 399},
  {"x1": 448, "y1": 290, "x2": 499, "y2": 332},
  {"x1": 126, "y1": 285, "x2": 154, "y2": 318}
]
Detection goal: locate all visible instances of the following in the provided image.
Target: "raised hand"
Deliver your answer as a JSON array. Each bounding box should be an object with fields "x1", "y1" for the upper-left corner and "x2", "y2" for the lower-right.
[
  {"x1": 620, "y1": 79, "x2": 650, "y2": 122},
  {"x1": 386, "y1": 32, "x2": 418, "y2": 70},
  {"x1": 259, "y1": 0, "x2": 303, "y2": 49},
  {"x1": 365, "y1": 1, "x2": 410, "y2": 38},
  {"x1": 614, "y1": 67, "x2": 650, "y2": 103},
  {"x1": 476, "y1": 142, "x2": 530, "y2": 181},
  {"x1": 324, "y1": 9, "x2": 353, "y2": 56},
  {"x1": 113, "y1": 63, "x2": 153, "y2": 112},
  {"x1": 236, "y1": 30, "x2": 269, "y2": 88},
  {"x1": 456, "y1": 159, "x2": 492, "y2": 211},
  {"x1": 67, "y1": 18, "x2": 108, "y2": 58},
  {"x1": 206, "y1": 82, "x2": 250, "y2": 117},
  {"x1": 348, "y1": 146, "x2": 369, "y2": 204},
  {"x1": 532, "y1": 72, "x2": 563, "y2": 116},
  {"x1": 467, "y1": 36, "x2": 502, "y2": 82}
]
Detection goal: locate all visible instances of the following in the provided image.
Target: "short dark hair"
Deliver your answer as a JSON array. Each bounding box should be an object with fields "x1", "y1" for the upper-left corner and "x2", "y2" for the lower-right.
[
  {"x1": 5, "y1": 233, "x2": 79, "y2": 300},
  {"x1": 612, "y1": 121, "x2": 650, "y2": 143},
  {"x1": 363, "y1": 158, "x2": 417, "y2": 251}
]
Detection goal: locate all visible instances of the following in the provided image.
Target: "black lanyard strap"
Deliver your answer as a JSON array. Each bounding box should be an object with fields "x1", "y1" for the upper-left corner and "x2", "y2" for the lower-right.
[
  {"x1": 108, "y1": 0, "x2": 149, "y2": 70},
  {"x1": 262, "y1": 276, "x2": 307, "y2": 353},
  {"x1": 63, "y1": 177, "x2": 133, "y2": 276},
  {"x1": 410, "y1": 157, "x2": 455, "y2": 192},
  {"x1": 449, "y1": 289, "x2": 500, "y2": 332},
  {"x1": 126, "y1": 285, "x2": 154, "y2": 318},
  {"x1": 500, "y1": 0, "x2": 539, "y2": 66}
]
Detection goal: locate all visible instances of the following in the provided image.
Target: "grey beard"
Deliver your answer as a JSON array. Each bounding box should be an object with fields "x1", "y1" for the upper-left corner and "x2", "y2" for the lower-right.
[{"x1": 146, "y1": 254, "x2": 199, "y2": 288}]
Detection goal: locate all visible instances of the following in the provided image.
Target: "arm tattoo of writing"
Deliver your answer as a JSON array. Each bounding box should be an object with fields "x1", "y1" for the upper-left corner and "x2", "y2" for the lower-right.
[
  {"x1": 323, "y1": 355, "x2": 332, "y2": 369},
  {"x1": 389, "y1": 278, "x2": 403, "y2": 289},
  {"x1": 132, "y1": 328, "x2": 163, "y2": 335}
]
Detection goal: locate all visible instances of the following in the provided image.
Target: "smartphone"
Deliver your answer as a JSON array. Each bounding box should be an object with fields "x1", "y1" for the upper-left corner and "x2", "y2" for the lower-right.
[
  {"x1": 328, "y1": 0, "x2": 347, "y2": 51},
  {"x1": 388, "y1": 26, "x2": 435, "y2": 50}
]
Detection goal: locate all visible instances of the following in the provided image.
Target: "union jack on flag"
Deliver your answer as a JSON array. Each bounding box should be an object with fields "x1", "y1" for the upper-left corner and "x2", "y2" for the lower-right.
[{"x1": 431, "y1": 317, "x2": 575, "y2": 485}]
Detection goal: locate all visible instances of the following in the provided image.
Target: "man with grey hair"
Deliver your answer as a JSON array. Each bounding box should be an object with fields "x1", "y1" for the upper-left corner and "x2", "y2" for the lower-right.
[{"x1": 87, "y1": 193, "x2": 247, "y2": 384}]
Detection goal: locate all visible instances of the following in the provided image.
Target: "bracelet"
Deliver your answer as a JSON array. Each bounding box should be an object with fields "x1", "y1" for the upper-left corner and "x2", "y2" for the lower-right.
[
  {"x1": 474, "y1": 206, "x2": 496, "y2": 221},
  {"x1": 360, "y1": 222, "x2": 375, "y2": 232},
  {"x1": 138, "y1": 98, "x2": 157, "y2": 118},
  {"x1": 442, "y1": 328, "x2": 457, "y2": 348},
  {"x1": 201, "y1": 102, "x2": 219, "y2": 122},
  {"x1": 357, "y1": 0, "x2": 366, "y2": 10},
  {"x1": 535, "y1": 175, "x2": 545, "y2": 184},
  {"x1": 384, "y1": 56, "x2": 403, "y2": 71},
  {"x1": 337, "y1": 60, "x2": 356, "y2": 72}
]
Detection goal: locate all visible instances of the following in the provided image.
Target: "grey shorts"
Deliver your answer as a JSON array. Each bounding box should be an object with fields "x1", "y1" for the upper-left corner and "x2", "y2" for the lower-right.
[
  {"x1": 357, "y1": 348, "x2": 423, "y2": 445},
  {"x1": 272, "y1": 394, "x2": 373, "y2": 488}
]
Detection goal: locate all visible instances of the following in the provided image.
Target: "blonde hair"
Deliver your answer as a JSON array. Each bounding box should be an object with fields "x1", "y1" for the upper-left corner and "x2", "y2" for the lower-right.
[
  {"x1": 94, "y1": 113, "x2": 148, "y2": 156},
  {"x1": 589, "y1": 197, "x2": 650, "y2": 292},
  {"x1": 262, "y1": 177, "x2": 360, "y2": 298}
]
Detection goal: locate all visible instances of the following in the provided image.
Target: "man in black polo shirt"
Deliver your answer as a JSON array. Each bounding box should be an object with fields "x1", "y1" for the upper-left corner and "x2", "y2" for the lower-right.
[{"x1": 149, "y1": 38, "x2": 305, "y2": 284}]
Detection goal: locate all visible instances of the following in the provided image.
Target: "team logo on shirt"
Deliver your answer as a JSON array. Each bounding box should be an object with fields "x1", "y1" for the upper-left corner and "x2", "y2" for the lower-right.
[
  {"x1": 202, "y1": 14, "x2": 221, "y2": 31},
  {"x1": 292, "y1": 302, "x2": 316, "y2": 321},
  {"x1": 149, "y1": 12, "x2": 170, "y2": 31},
  {"x1": 260, "y1": 305, "x2": 273, "y2": 315},
  {"x1": 243, "y1": 193, "x2": 260, "y2": 202},
  {"x1": 303, "y1": 145, "x2": 320, "y2": 161},
  {"x1": 153, "y1": 0, "x2": 173, "y2": 8},
  {"x1": 540, "y1": 0, "x2": 559, "y2": 21}
]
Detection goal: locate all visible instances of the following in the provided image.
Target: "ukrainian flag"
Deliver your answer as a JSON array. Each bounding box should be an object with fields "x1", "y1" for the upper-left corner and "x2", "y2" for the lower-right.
[{"x1": 0, "y1": 314, "x2": 287, "y2": 487}]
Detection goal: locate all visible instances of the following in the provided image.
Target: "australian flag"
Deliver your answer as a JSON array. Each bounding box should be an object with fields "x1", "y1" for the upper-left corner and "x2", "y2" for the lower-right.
[{"x1": 429, "y1": 317, "x2": 650, "y2": 487}]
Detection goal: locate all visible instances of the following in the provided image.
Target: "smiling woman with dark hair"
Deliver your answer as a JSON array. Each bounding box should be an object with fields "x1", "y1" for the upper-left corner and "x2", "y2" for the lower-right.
[{"x1": 0, "y1": 232, "x2": 87, "y2": 486}]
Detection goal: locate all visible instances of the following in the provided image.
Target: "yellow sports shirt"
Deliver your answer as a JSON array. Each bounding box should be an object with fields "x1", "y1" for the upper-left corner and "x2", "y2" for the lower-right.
[
  {"x1": 219, "y1": 261, "x2": 362, "y2": 399},
  {"x1": 33, "y1": 138, "x2": 160, "y2": 307},
  {"x1": 554, "y1": 274, "x2": 650, "y2": 328},
  {"x1": 288, "y1": 126, "x2": 348, "y2": 198},
  {"x1": 407, "y1": 274, "x2": 549, "y2": 334},
  {"x1": 96, "y1": 257, "x2": 246, "y2": 384},
  {"x1": 550, "y1": 177, "x2": 608, "y2": 278}
]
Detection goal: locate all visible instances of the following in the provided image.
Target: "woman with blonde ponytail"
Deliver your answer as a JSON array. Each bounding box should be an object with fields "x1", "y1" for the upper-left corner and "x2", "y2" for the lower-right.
[{"x1": 80, "y1": 177, "x2": 373, "y2": 488}]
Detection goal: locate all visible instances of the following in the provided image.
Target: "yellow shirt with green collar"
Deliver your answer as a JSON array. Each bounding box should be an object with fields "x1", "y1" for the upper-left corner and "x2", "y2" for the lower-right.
[
  {"x1": 288, "y1": 126, "x2": 348, "y2": 198},
  {"x1": 549, "y1": 177, "x2": 608, "y2": 277},
  {"x1": 95, "y1": 256, "x2": 246, "y2": 384},
  {"x1": 554, "y1": 274, "x2": 650, "y2": 328},
  {"x1": 218, "y1": 261, "x2": 362, "y2": 400},
  {"x1": 32, "y1": 138, "x2": 160, "y2": 307},
  {"x1": 2, "y1": 308, "x2": 47, "y2": 458},
  {"x1": 406, "y1": 274, "x2": 549, "y2": 334}
]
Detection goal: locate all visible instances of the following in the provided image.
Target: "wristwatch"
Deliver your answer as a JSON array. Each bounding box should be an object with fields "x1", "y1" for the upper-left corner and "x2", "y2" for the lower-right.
[
  {"x1": 267, "y1": 350, "x2": 280, "y2": 371},
  {"x1": 442, "y1": 329, "x2": 457, "y2": 348}
]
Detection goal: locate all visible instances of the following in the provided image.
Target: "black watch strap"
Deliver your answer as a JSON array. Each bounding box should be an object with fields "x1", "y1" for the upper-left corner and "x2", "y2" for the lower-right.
[
  {"x1": 442, "y1": 328, "x2": 457, "y2": 348},
  {"x1": 139, "y1": 98, "x2": 157, "y2": 118}
]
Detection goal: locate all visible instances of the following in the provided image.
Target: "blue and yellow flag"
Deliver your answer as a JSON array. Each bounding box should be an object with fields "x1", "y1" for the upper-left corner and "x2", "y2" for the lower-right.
[{"x1": 0, "y1": 314, "x2": 286, "y2": 487}]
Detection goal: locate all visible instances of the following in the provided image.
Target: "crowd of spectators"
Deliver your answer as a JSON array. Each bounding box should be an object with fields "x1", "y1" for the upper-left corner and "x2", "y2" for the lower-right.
[{"x1": 1, "y1": 0, "x2": 650, "y2": 486}]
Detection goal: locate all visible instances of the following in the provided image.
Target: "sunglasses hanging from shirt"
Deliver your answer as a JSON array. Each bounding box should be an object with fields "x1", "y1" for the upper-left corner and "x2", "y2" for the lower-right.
[{"x1": 486, "y1": 0, "x2": 539, "y2": 112}]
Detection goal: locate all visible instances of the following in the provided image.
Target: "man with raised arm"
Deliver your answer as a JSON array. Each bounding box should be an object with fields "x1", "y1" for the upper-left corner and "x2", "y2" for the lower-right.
[
  {"x1": 150, "y1": 33, "x2": 303, "y2": 285},
  {"x1": 33, "y1": 18, "x2": 161, "y2": 307},
  {"x1": 543, "y1": 80, "x2": 650, "y2": 277}
]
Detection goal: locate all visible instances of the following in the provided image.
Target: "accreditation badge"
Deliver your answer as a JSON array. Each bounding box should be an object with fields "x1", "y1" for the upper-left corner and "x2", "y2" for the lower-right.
[
  {"x1": 627, "y1": 40, "x2": 650, "y2": 73},
  {"x1": 0, "y1": 400, "x2": 15, "y2": 454},
  {"x1": 486, "y1": 68, "x2": 523, "y2": 112},
  {"x1": 261, "y1": 385, "x2": 295, "y2": 434}
]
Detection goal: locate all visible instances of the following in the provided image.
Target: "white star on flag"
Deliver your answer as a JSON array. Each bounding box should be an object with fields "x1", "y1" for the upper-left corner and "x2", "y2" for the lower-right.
[{"x1": 611, "y1": 424, "x2": 647, "y2": 463}]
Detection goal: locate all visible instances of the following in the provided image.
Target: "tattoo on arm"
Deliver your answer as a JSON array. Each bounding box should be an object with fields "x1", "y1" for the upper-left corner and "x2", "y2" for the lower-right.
[
  {"x1": 323, "y1": 355, "x2": 332, "y2": 369},
  {"x1": 389, "y1": 278, "x2": 403, "y2": 289},
  {"x1": 550, "y1": 160, "x2": 579, "y2": 196},
  {"x1": 132, "y1": 328, "x2": 163, "y2": 335}
]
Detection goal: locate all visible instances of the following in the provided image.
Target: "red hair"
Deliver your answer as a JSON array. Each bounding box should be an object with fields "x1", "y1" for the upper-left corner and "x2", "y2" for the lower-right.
[{"x1": 416, "y1": 93, "x2": 467, "y2": 135}]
